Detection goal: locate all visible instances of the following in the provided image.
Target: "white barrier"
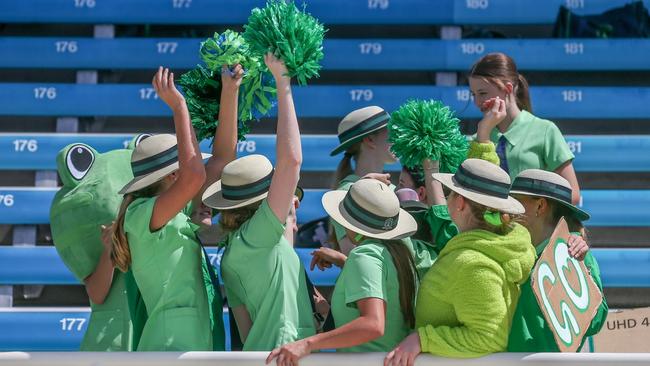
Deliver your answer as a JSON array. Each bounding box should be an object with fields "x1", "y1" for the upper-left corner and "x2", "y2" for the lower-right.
[{"x1": 1, "y1": 352, "x2": 650, "y2": 366}]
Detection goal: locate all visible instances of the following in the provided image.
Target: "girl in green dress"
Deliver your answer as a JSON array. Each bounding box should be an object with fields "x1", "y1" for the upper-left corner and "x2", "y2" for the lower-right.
[
  {"x1": 201, "y1": 54, "x2": 317, "y2": 351},
  {"x1": 267, "y1": 178, "x2": 419, "y2": 365},
  {"x1": 110, "y1": 65, "x2": 241, "y2": 351}
]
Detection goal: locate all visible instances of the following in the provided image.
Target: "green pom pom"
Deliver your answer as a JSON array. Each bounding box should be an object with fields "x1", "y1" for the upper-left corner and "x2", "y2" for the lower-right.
[
  {"x1": 178, "y1": 65, "x2": 249, "y2": 143},
  {"x1": 243, "y1": 0, "x2": 326, "y2": 86},
  {"x1": 179, "y1": 31, "x2": 278, "y2": 144},
  {"x1": 388, "y1": 100, "x2": 469, "y2": 173}
]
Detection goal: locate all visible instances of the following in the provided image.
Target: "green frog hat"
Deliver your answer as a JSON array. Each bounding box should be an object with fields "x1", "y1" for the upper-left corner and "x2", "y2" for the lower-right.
[{"x1": 49, "y1": 133, "x2": 150, "y2": 351}]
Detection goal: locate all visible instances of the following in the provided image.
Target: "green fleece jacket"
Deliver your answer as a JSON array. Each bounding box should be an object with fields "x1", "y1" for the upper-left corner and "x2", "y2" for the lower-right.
[
  {"x1": 415, "y1": 224, "x2": 536, "y2": 358},
  {"x1": 507, "y1": 236, "x2": 608, "y2": 352}
]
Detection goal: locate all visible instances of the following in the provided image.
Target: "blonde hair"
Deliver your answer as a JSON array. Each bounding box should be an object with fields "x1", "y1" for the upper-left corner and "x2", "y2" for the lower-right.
[
  {"x1": 111, "y1": 182, "x2": 162, "y2": 272},
  {"x1": 332, "y1": 142, "x2": 361, "y2": 189},
  {"x1": 452, "y1": 191, "x2": 521, "y2": 235}
]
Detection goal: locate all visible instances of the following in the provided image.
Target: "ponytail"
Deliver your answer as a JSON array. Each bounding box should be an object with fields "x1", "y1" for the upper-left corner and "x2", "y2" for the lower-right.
[
  {"x1": 111, "y1": 193, "x2": 135, "y2": 273},
  {"x1": 381, "y1": 239, "x2": 418, "y2": 328},
  {"x1": 516, "y1": 73, "x2": 532, "y2": 113},
  {"x1": 332, "y1": 143, "x2": 361, "y2": 189},
  {"x1": 110, "y1": 182, "x2": 162, "y2": 272}
]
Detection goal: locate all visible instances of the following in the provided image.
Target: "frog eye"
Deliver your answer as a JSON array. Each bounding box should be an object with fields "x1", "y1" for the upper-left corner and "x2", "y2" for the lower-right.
[
  {"x1": 66, "y1": 144, "x2": 95, "y2": 180},
  {"x1": 134, "y1": 133, "x2": 151, "y2": 147}
]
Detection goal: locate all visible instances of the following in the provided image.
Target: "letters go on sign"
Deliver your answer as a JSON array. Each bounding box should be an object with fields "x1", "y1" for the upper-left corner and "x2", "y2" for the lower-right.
[{"x1": 531, "y1": 217, "x2": 603, "y2": 352}]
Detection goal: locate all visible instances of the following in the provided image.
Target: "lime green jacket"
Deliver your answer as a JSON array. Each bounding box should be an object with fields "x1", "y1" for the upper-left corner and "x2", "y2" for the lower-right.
[{"x1": 415, "y1": 224, "x2": 536, "y2": 358}]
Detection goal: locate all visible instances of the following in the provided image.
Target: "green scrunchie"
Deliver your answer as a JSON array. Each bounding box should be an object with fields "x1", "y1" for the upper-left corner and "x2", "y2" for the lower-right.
[{"x1": 483, "y1": 211, "x2": 503, "y2": 226}]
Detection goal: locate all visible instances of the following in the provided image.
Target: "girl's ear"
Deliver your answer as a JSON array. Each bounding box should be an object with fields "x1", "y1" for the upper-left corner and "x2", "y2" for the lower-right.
[
  {"x1": 361, "y1": 134, "x2": 376, "y2": 149},
  {"x1": 504, "y1": 81, "x2": 514, "y2": 96}
]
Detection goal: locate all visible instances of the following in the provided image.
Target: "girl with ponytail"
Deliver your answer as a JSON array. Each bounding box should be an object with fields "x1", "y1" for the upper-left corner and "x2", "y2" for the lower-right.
[
  {"x1": 110, "y1": 64, "x2": 243, "y2": 351},
  {"x1": 468, "y1": 52, "x2": 581, "y2": 205},
  {"x1": 267, "y1": 179, "x2": 419, "y2": 365}
]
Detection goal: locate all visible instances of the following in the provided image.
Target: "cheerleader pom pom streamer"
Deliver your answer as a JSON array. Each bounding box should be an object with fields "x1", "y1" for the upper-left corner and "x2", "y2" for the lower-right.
[
  {"x1": 179, "y1": 66, "x2": 248, "y2": 143},
  {"x1": 200, "y1": 31, "x2": 277, "y2": 125},
  {"x1": 388, "y1": 100, "x2": 468, "y2": 173},
  {"x1": 243, "y1": 0, "x2": 326, "y2": 86}
]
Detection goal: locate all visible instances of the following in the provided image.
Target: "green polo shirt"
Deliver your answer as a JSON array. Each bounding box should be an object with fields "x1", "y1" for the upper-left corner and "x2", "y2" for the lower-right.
[
  {"x1": 220, "y1": 199, "x2": 316, "y2": 351},
  {"x1": 331, "y1": 239, "x2": 412, "y2": 352},
  {"x1": 490, "y1": 110, "x2": 574, "y2": 179}
]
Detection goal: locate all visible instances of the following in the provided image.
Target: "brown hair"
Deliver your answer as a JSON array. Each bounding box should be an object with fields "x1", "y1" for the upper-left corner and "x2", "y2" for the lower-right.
[
  {"x1": 380, "y1": 239, "x2": 418, "y2": 328},
  {"x1": 454, "y1": 191, "x2": 521, "y2": 235},
  {"x1": 111, "y1": 182, "x2": 163, "y2": 272},
  {"x1": 332, "y1": 142, "x2": 361, "y2": 189},
  {"x1": 219, "y1": 201, "x2": 262, "y2": 234},
  {"x1": 469, "y1": 52, "x2": 532, "y2": 113},
  {"x1": 548, "y1": 199, "x2": 588, "y2": 240}
]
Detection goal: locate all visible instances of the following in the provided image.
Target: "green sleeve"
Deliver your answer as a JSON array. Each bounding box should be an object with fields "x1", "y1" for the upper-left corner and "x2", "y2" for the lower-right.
[
  {"x1": 543, "y1": 124, "x2": 575, "y2": 171},
  {"x1": 222, "y1": 262, "x2": 245, "y2": 308},
  {"x1": 583, "y1": 252, "x2": 609, "y2": 337},
  {"x1": 424, "y1": 205, "x2": 458, "y2": 254},
  {"x1": 343, "y1": 246, "x2": 387, "y2": 305},
  {"x1": 418, "y1": 263, "x2": 509, "y2": 357},
  {"x1": 467, "y1": 140, "x2": 500, "y2": 166},
  {"x1": 237, "y1": 199, "x2": 285, "y2": 249}
]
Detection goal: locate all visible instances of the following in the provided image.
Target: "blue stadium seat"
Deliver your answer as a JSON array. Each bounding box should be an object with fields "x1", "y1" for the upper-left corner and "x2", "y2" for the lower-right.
[
  {"x1": 0, "y1": 246, "x2": 646, "y2": 351},
  {"x1": 0, "y1": 307, "x2": 233, "y2": 351},
  {"x1": 2, "y1": 37, "x2": 649, "y2": 71},
  {"x1": 0, "y1": 188, "x2": 648, "y2": 227},
  {"x1": 1, "y1": 0, "x2": 647, "y2": 25},
  {"x1": 1, "y1": 83, "x2": 649, "y2": 119},
  {"x1": 1, "y1": 246, "x2": 648, "y2": 288},
  {"x1": 2, "y1": 134, "x2": 646, "y2": 172}
]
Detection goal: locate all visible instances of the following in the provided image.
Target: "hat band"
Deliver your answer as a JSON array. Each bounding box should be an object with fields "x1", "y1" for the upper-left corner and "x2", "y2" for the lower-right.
[
  {"x1": 338, "y1": 111, "x2": 390, "y2": 144},
  {"x1": 512, "y1": 177, "x2": 573, "y2": 204},
  {"x1": 343, "y1": 193, "x2": 399, "y2": 231},
  {"x1": 222, "y1": 170, "x2": 274, "y2": 201},
  {"x1": 454, "y1": 165, "x2": 510, "y2": 199},
  {"x1": 131, "y1": 145, "x2": 178, "y2": 177}
]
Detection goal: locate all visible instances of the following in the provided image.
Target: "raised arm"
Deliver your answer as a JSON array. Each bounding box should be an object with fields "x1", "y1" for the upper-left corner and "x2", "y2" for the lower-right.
[
  {"x1": 150, "y1": 67, "x2": 206, "y2": 231},
  {"x1": 422, "y1": 159, "x2": 445, "y2": 206},
  {"x1": 202, "y1": 64, "x2": 244, "y2": 195},
  {"x1": 265, "y1": 53, "x2": 302, "y2": 223}
]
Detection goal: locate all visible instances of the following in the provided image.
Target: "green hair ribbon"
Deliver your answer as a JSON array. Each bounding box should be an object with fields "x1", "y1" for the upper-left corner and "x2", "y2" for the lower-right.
[{"x1": 484, "y1": 211, "x2": 503, "y2": 226}]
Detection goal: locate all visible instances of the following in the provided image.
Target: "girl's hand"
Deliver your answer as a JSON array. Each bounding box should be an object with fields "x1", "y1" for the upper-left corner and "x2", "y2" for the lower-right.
[
  {"x1": 100, "y1": 222, "x2": 115, "y2": 252},
  {"x1": 310, "y1": 247, "x2": 347, "y2": 270},
  {"x1": 264, "y1": 53, "x2": 290, "y2": 82},
  {"x1": 221, "y1": 64, "x2": 244, "y2": 91},
  {"x1": 362, "y1": 172, "x2": 392, "y2": 186},
  {"x1": 152, "y1": 66, "x2": 185, "y2": 111},
  {"x1": 568, "y1": 234, "x2": 589, "y2": 261},
  {"x1": 266, "y1": 339, "x2": 311, "y2": 366},
  {"x1": 384, "y1": 332, "x2": 422, "y2": 366},
  {"x1": 476, "y1": 96, "x2": 506, "y2": 142}
]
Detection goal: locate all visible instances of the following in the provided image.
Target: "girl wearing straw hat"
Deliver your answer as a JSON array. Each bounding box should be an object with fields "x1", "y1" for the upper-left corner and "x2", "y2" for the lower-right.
[
  {"x1": 267, "y1": 178, "x2": 418, "y2": 365},
  {"x1": 507, "y1": 169, "x2": 608, "y2": 352},
  {"x1": 202, "y1": 54, "x2": 317, "y2": 351},
  {"x1": 110, "y1": 65, "x2": 238, "y2": 351},
  {"x1": 385, "y1": 159, "x2": 536, "y2": 363},
  {"x1": 328, "y1": 106, "x2": 397, "y2": 254}
]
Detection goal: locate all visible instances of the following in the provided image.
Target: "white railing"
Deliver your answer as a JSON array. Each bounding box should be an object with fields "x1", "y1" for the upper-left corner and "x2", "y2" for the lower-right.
[{"x1": 1, "y1": 352, "x2": 650, "y2": 366}]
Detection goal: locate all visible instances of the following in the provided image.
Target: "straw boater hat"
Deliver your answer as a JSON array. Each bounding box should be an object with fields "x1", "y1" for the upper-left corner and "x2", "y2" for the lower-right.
[
  {"x1": 202, "y1": 154, "x2": 303, "y2": 210},
  {"x1": 330, "y1": 106, "x2": 390, "y2": 156},
  {"x1": 322, "y1": 179, "x2": 417, "y2": 240},
  {"x1": 119, "y1": 134, "x2": 211, "y2": 194},
  {"x1": 432, "y1": 158, "x2": 524, "y2": 215},
  {"x1": 510, "y1": 169, "x2": 590, "y2": 222}
]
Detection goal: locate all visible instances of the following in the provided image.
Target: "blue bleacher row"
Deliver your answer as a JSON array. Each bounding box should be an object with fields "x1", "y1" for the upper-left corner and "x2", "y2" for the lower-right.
[
  {"x1": 2, "y1": 38, "x2": 650, "y2": 71},
  {"x1": 2, "y1": 84, "x2": 650, "y2": 119},
  {"x1": 0, "y1": 246, "x2": 648, "y2": 351},
  {"x1": 0, "y1": 187, "x2": 649, "y2": 227},
  {"x1": 1, "y1": 134, "x2": 648, "y2": 172},
  {"x1": 1, "y1": 0, "x2": 648, "y2": 25}
]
